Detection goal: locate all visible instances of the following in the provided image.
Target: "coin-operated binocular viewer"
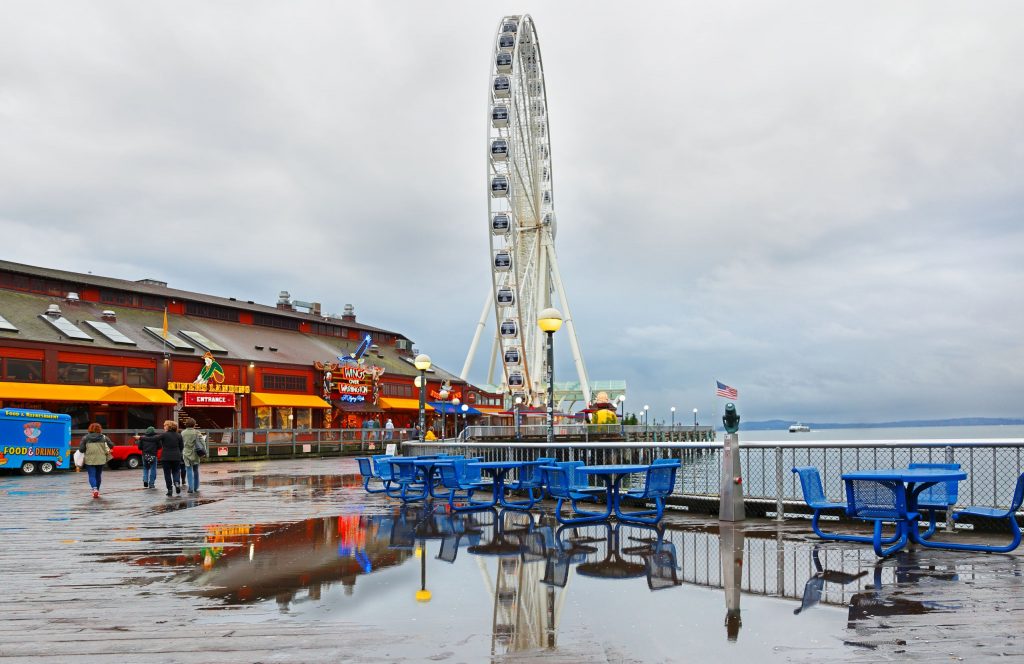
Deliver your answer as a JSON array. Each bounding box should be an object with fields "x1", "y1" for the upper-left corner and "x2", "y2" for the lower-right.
[{"x1": 719, "y1": 403, "x2": 745, "y2": 521}]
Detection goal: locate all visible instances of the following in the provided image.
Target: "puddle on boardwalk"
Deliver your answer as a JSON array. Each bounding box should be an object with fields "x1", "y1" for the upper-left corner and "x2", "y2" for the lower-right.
[
  {"x1": 95, "y1": 498, "x2": 1024, "y2": 662},
  {"x1": 88, "y1": 466, "x2": 1022, "y2": 661}
]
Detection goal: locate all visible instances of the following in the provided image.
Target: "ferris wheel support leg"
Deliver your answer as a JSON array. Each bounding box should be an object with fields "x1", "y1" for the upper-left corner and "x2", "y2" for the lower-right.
[
  {"x1": 545, "y1": 243, "x2": 592, "y2": 406},
  {"x1": 461, "y1": 289, "x2": 494, "y2": 380},
  {"x1": 486, "y1": 327, "x2": 500, "y2": 387}
]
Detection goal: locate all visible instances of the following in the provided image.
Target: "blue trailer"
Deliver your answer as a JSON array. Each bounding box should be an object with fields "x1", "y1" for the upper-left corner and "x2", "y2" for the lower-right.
[{"x1": 0, "y1": 408, "x2": 72, "y2": 475}]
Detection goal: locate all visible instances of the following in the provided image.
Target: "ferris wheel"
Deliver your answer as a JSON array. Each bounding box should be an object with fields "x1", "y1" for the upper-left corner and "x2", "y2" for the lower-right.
[{"x1": 461, "y1": 15, "x2": 591, "y2": 408}]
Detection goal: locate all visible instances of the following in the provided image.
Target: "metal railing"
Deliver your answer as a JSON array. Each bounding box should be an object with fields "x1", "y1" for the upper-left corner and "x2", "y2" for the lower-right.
[
  {"x1": 72, "y1": 427, "x2": 415, "y2": 458},
  {"x1": 402, "y1": 438, "x2": 1024, "y2": 517},
  {"x1": 460, "y1": 424, "x2": 717, "y2": 443}
]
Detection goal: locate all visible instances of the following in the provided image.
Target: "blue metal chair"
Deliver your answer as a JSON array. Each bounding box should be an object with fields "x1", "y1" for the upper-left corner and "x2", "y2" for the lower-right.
[
  {"x1": 939, "y1": 471, "x2": 1024, "y2": 553},
  {"x1": 542, "y1": 463, "x2": 612, "y2": 524},
  {"x1": 356, "y1": 456, "x2": 393, "y2": 493},
  {"x1": 504, "y1": 457, "x2": 556, "y2": 508},
  {"x1": 843, "y1": 478, "x2": 918, "y2": 557},
  {"x1": 385, "y1": 458, "x2": 429, "y2": 502},
  {"x1": 792, "y1": 466, "x2": 901, "y2": 546},
  {"x1": 907, "y1": 462, "x2": 961, "y2": 537},
  {"x1": 437, "y1": 460, "x2": 492, "y2": 511},
  {"x1": 616, "y1": 461, "x2": 679, "y2": 524}
]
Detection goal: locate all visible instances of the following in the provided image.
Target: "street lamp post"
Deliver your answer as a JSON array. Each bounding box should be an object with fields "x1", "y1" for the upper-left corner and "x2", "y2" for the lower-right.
[
  {"x1": 414, "y1": 354, "x2": 431, "y2": 442},
  {"x1": 617, "y1": 394, "x2": 626, "y2": 436},
  {"x1": 460, "y1": 403, "x2": 469, "y2": 438},
  {"x1": 537, "y1": 308, "x2": 563, "y2": 444},
  {"x1": 670, "y1": 406, "x2": 676, "y2": 428},
  {"x1": 452, "y1": 397, "x2": 460, "y2": 438},
  {"x1": 514, "y1": 396, "x2": 522, "y2": 441},
  {"x1": 438, "y1": 389, "x2": 449, "y2": 439},
  {"x1": 693, "y1": 408, "x2": 699, "y2": 431}
]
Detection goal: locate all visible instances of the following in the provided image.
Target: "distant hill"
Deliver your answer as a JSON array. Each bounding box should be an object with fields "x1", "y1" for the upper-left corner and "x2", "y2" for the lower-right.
[{"x1": 731, "y1": 417, "x2": 1024, "y2": 431}]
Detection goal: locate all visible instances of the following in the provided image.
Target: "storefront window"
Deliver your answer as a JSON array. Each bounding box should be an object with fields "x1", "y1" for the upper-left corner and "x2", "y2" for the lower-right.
[
  {"x1": 93, "y1": 365, "x2": 125, "y2": 386},
  {"x1": 5, "y1": 358, "x2": 42, "y2": 382},
  {"x1": 295, "y1": 408, "x2": 312, "y2": 430},
  {"x1": 274, "y1": 407, "x2": 294, "y2": 430},
  {"x1": 127, "y1": 407, "x2": 155, "y2": 430},
  {"x1": 58, "y1": 362, "x2": 89, "y2": 384},
  {"x1": 255, "y1": 407, "x2": 272, "y2": 430},
  {"x1": 126, "y1": 367, "x2": 156, "y2": 387},
  {"x1": 57, "y1": 405, "x2": 90, "y2": 429}
]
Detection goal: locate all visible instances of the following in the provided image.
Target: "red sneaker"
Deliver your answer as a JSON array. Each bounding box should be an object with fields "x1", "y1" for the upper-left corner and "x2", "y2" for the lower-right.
[{"x1": 92, "y1": 489, "x2": 99, "y2": 499}]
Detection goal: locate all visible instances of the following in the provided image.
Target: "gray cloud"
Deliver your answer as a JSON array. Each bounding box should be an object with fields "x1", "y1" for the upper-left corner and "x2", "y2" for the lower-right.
[{"x1": 1, "y1": 1, "x2": 1022, "y2": 422}]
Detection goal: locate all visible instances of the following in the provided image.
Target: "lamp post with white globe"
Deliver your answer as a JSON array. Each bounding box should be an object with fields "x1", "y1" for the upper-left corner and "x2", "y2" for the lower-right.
[{"x1": 414, "y1": 354, "x2": 431, "y2": 442}]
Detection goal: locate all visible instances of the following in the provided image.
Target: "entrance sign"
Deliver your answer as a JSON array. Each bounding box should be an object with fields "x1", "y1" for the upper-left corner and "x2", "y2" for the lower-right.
[
  {"x1": 184, "y1": 392, "x2": 236, "y2": 408},
  {"x1": 168, "y1": 382, "x2": 250, "y2": 394}
]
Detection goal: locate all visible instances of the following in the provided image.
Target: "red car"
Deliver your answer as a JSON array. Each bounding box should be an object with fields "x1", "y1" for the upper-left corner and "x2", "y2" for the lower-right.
[{"x1": 108, "y1": 441, "x2": 160, "y2": 469}]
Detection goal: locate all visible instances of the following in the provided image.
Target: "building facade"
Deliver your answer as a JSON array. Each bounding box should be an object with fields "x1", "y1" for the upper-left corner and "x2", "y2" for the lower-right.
[{"x1": 0, "y1": 260, "x2": 501, "y2": 440}]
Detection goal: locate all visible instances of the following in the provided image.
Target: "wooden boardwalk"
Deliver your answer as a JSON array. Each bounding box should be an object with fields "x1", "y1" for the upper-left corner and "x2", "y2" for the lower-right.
[{"x1": 0, "y1": 459, "x2": 1021, "y2": 663}]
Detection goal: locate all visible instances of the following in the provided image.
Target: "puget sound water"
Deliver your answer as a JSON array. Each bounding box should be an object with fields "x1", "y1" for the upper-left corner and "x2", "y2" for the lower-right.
[{"x1": 731, "y1": 424, "x2": 1024, "y2": 442}]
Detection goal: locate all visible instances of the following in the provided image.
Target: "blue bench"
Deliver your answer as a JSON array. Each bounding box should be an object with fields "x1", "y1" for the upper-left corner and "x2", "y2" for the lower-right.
[
  {"x1": 931, "y1": 471, "x2": 1024, "y2": 553},
  {"x1": 542, "y1": 462, "x2": 611, "y2": 524},
  {"x1": 792, "y1": 466, "x2": 901, "y2": 547},
  {"x1": 908, "y1": 462, "x2": 961, "y2": 537},
  {"x1": 437, "y1": 459, "x2": 492, "y2": 511},
  {"x1": 356, "y1": 455, "x2": 395, "y2": 493},
  {"x1": 616, "y1": 460, "x2": 679, "y2": 525}
]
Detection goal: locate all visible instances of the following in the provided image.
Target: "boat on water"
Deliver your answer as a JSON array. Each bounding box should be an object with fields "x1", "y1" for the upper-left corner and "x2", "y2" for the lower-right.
[{"x1": 788, "y1": 423, "x2": 811, "y2": 433}]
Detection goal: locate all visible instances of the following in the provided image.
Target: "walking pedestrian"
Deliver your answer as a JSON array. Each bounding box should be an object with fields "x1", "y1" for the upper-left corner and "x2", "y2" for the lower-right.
[
  {"x1": 181, "y1": 418, "x2": 203, "y2": 494},
  {"x1": 156, "y1": 420, "x2": 184, "y2": 497},
  {"x1": 79, "y1": 423, "x2": 113, "y2": 499},
  {"x1": 134, "y1": 426, "x2": 160, "y2": 489},
  {"x1": 384, "y1": 418, "x2": 394, "y2": 441}
]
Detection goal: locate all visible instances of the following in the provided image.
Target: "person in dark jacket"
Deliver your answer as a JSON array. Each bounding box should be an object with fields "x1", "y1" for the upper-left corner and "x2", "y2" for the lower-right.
[
  {"x1": 156, "y1": 420, "x2": 185, "y2": 496},
  {"x1": 79, "y1": 423, "x2": 113, "y2": 499},
  {"x1": 134, "y1": 426, "x2": 161, "y2": 489}
]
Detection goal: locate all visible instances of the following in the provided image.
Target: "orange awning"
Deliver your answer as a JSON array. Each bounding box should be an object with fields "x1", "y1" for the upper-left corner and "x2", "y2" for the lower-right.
[
  {"x1": 0, "y1": 382, "x2": 176, "y2": 405},
  {"x1": 473, "y1": 405, "x2": 507, "y2": 415},
  {"x1": 251, "y1": 392, "x2": 331, "y2": 409}
]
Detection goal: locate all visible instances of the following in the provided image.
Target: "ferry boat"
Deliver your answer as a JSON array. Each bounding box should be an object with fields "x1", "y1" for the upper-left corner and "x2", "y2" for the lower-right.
[{"x1": 788, "y1": 423, "x2": 811, "y2": 433}]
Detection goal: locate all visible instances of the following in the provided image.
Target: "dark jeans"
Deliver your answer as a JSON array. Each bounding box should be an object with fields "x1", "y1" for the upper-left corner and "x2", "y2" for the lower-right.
[
  {"x1": 162, "y1": 461, "x2": 182, "y2": 491},
  {"x1": 86, "y1": 464, "x2": 104, "y2": 490}
]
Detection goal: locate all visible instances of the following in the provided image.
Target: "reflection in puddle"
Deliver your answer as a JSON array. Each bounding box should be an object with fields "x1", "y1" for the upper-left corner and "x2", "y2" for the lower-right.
[
  {"x1": 147, "y1": 498, "x2": 221, "y2": 514},
  {"x1": 106, "y1": 501, "x2": 1021, "y2": 660}
]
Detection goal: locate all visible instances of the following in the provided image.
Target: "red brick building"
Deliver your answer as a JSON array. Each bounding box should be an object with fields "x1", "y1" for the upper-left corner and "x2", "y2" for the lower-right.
[{"x1": 0, "y1": 260, "x2": 501, "y2": 437}]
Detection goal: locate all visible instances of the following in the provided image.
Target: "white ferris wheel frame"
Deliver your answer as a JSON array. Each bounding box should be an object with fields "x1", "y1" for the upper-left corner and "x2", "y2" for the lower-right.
[{"x1": 460, "y1": 14, "x2": 591, "y2": 408}]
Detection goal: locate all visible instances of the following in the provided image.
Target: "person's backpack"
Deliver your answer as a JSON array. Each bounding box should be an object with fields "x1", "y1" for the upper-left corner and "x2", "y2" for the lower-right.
[{"x1": 195, "y1": 433, "x2": 208, "y2": 457}]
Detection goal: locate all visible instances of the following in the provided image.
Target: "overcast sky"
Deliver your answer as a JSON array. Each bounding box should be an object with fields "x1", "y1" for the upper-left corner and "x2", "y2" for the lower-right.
[{"x1": 2, "y1": 1, "x2": 1022, "y2": 423}]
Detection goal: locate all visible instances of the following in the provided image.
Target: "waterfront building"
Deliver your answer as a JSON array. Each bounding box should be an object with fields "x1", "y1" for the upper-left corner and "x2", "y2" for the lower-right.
[{"x1": 0, "y1": 260, "x2": 502, "y2": 437}]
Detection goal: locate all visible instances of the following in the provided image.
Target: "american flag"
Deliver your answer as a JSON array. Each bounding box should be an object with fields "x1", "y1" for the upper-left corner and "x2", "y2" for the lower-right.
[{"x1": 716, "y1": 381, "x2": 738, "y2": 399}]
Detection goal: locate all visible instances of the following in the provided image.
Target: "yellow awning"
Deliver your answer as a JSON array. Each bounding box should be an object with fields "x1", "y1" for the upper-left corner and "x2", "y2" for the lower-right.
[
  {"x1": 474, "y1": 405, "x2": 507, "y2": 415},
  {"x1": 132, "y1": 388, "x2": 178, "y2": 405},
  {"x1": 0, "y1": 382, "x2": 176, "y2": 405},
  {"x1": 250, "y1": 392, "x2": 331, "y2": 409},
  {"x1": 379, "y1": 397, "x2": 434, "y2": 411}
]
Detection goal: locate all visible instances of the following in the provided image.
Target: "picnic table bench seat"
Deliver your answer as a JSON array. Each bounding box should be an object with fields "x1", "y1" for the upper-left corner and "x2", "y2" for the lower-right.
[
  {"x1": 792, "y1": 466, "x2": 902, "y2": 547},
  {"x1": 939, "y1": 471, "x2": 1024, "y2": 553}
]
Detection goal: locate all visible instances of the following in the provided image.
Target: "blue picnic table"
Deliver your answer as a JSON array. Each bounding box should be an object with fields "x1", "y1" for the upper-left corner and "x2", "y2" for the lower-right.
[
  {"x1": 462, "y1": 460, "x2": 545, "y2": 511},
  {"x1": 841, "y1": 467, "x2": 967, "y2": 556}
]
